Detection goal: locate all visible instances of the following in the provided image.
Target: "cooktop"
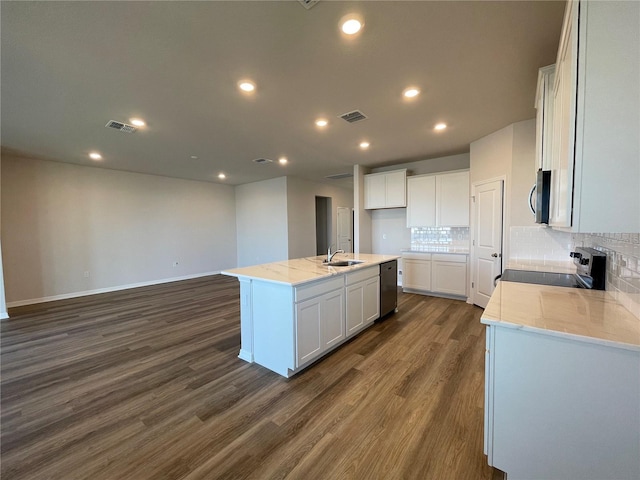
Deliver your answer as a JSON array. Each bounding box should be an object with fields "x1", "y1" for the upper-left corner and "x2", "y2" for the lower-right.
[{"x1": 500, "y1": 269, "x2": 583, "y2": 288}]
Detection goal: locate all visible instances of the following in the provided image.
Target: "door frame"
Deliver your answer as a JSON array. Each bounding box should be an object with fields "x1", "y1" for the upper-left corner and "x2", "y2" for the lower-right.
[{"x1": 469, "y1": 176, "x2": 506, "y2": 306}]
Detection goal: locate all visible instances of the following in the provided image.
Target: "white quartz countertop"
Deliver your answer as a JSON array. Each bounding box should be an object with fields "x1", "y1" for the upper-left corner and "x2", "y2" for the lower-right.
[
  {"x1": 481, "y1": 281, "x2": 640, "y2": 351},
  {"x1": 222, "y1": 253, "x2": 400, "y2": 286}
]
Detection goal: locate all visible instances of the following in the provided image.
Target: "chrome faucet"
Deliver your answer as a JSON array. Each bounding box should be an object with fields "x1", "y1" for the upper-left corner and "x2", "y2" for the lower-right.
[{"x1": 327, "y1": 246, "x2": 344, "y2": 263}]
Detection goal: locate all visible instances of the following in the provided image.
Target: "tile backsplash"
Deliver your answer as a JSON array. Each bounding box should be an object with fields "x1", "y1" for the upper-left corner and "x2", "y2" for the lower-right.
[
  {"x1": 410, "y1": 227, "x2": 469, "y2": 250},
  {"x1": 509, "y1": 227, "x2": 640, "y2": 319}
]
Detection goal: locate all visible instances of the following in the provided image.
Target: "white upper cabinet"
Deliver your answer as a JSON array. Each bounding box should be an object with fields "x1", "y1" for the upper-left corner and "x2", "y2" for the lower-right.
[
  {"x1": 436, "y1": 171, "x2": 470, "y2": 227},
  {"x1": 407, "y1": 170, "x2": 469, "y2": 227},
  {"x1": 407, "y1": 175, "x2": 436, "y2": 227},
  {"x1": 548, "y1": 0, "x2": 639, "y2": 232},
  {"x1": 364, "y1": 169, "x2": 407, "y2": 209},
  {"x1": 535, "y1": 65, "x2": 555, "y2": 171}
]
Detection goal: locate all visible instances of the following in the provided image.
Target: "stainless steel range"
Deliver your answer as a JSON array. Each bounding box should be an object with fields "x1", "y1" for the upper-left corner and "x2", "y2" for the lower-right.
[{"x1": 499, "y1": 247, "x2": 606, "y2": 290}]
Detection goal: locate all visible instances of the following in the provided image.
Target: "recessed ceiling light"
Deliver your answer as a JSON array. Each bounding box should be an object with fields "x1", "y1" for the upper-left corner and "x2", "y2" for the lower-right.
[
  {"x1": 434, "y1": 123, "x2": 447, "y2": 131},
  {"x1": 190, "y1": 155, "x2": 198, "y2": 159},
  {"x1": 89, "y1": 152, "x2": 102, "y2": 160},
  {"x1": 315, "y1": 118, "x2": 328, "y2": 127},
  {"x1": 238, "y1": 80, "x2": 256, "y2": 93},
  {"x1": 218, "y1": 173, "x2": 226, "y2": 179},
  {"x1": 359, "y1": 141, "x2": 370, "y2": 149},
  {"x1": 403, "y1": 88, "x2": 420, "y2": 99},
  {"x1": 279, "y1": 157, "x2": 288, "y2": 165},
  {"x1": 129, "y1": 118, "x2": 146, "y2": 127},
  {"x1": 341, "y1": 15, "x2": 364, "y2": 35}
]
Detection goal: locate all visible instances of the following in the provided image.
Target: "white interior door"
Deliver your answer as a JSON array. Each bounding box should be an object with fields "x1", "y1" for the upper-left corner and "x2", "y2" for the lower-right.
[
  {"x1": 472, "y1": 180, "x2": 504, "y2": 308},
  {"x1": 337, "y1": 207, "x2": 352, "y2": 253}
]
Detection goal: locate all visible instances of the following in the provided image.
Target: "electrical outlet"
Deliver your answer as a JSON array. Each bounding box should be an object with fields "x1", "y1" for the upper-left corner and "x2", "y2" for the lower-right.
[
  {"x1": 172, "y1": 261, "x2": 179, "y2": 267},
  {"x1": 83, "y1": 271, "x2": 90, "y2": 278}
]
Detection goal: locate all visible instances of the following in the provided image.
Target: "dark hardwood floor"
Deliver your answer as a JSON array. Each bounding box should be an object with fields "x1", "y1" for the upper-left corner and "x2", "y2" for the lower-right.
[{"x1": 1, "y1": 275, "x2": 502, "y2": 479}]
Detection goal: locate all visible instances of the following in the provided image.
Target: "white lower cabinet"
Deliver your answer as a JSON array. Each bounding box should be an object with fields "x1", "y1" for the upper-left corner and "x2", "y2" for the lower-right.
[
  {"x1": 403, "y1": 257, "x2": 432, "y2": 291},
  {"x1": 402, "y1": 253, "x2": 467, "y2": 298},
  {"x1": 345, "y1": 266, "x2": 380, "y2": 336},
  {"x1": 295, "y1": 277, "x2": 345, "y2": 368},
  {"x1": 484, "y1": 325, "x2": 640, "y2": 479}
]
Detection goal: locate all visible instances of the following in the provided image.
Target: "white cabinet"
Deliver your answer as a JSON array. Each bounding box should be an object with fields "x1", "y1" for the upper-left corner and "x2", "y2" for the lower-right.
[
  {"x1": 402, "y1": 252, "x2": 467, "y2": 299},
  {"x1": 406, "y1": 171, "x2": 469, "y2": 227},
  {"x1": 548, "y1": 0, "x2": 639, "y2": 232},
  {"x1": 436, "y1": 171, "x2": 470, "y2": 226},
  {"x1": 295, "y1": 277, "x2": 345, "y2": 367},
  {"x1": 364, "y1": 169, "x2": 407, "y2": 209},
  {"x1": 406, "y1": 175, "x2": 436, "y2": 227},
  {"x1": 534, "y1": 64, "x2": 555, "y2": 171},
  {"x1": 431, "y1": 254, "x2": 467, "y2": 297},
  {"x1": 484, "y1": 324, "x2": 640, "y2": 479},
  {"x1": 402, "y1": 254, "x2": 432, "y2": 292},
  {"x1": 345, "y1": 266, "x2": 380, "y2": 335}
]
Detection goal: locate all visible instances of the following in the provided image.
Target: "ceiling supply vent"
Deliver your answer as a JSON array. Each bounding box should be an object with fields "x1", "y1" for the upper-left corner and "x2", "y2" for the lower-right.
[
  {"x1": 298, "y1": 0, "x2": 319, "y2": 10},
  {"x1": 339, "y1": 110, "x2": 368, "y2": 124},
  {"x1": 105, "y1": 120, "x2": 137, "y2": 133},
  {"x1": 253, "y1": 158, "x2": 273, "y2": 165},
  {"x1": 326, "y1": 173, "x2": 354, "y2": 180}
]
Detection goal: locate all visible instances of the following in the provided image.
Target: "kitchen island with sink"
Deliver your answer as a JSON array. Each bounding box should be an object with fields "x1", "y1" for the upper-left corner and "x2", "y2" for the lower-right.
[{"x1": 222, "y1": 253, "x2": 399, "y2": 377}]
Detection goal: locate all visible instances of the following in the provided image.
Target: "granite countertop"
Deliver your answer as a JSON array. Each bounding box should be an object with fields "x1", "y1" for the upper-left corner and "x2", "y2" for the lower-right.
[
  {"x1": 222, "y1": 253, "x2": 400, "y2": 286},
  {"x1": 401, "y1": 246, "x2": 470, "y2": 254},
  {"x1": 481, "y1": 281, "x2": 640, "y2": 351}
]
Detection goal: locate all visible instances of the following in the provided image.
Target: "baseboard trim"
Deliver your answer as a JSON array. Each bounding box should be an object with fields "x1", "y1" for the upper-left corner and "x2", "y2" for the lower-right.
[{"x1": 6, "y1": 271, "x2": 222, "y2": 308}]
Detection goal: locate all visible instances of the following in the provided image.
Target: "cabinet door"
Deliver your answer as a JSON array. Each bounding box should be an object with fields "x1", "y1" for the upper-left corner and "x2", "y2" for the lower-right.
[
  {"x1": 432, "y1": 261, "x2": 467, "y2": 296},
  {"x1": 322, "y1": 288, "x2": 345, "y2": 349},
  {"x1": 402, "y1": 259, "x2": 431, "y2": 291},
  {"x1": 362, "y1": 275, "x2": 380, "y2": 325},
  {"x1": 346, "y1": 282, "x2": 365, "y2": 335},
  {"x1": 549, "y1": 1, "x2": 577, "y2": 228},
  {"x1": 436, "y1": 171, "x2": 469, "y2": 226},
  {"x1": 407, "y1": 176, "x2": 436, "y2": 227},
  {"x1": 364, "y1": 174, "x2": 386, "y2": 209},
  {"x1": 385, "y1": 170, "x2": 407, "y2": 208},
  {"x1": 295, "y1": 297, "x2": 323, "y2": 367}
]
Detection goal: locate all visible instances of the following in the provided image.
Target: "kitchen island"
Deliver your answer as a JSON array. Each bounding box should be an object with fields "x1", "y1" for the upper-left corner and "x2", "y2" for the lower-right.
[
  {"x1": 481, "y1": 281, "x2": 640, "y2": 480},
  {"x1": 222, "y1": 253, "x2": 399, "y2": 377}
]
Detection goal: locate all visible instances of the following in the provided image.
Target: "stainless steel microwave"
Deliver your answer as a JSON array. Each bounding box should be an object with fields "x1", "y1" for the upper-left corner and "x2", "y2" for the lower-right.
[{"x1": 529, "y1": 169, "x2": 551, "y2": 224}]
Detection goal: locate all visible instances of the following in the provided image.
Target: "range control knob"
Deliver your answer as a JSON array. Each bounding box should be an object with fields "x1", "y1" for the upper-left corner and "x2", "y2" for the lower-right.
[
  {"x1": 570, "y1": 252, "x2": 582, "y2": 259},
  {"x1": 580, "y1": 258, "x2": 590, "y2": 266}
]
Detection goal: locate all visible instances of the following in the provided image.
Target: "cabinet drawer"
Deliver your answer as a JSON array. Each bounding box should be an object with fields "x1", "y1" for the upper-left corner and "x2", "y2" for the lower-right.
[
  {"x1": 345, "y1": 265, "x2": 380, "y2": 285},
  {"x1": 401, "y1": 252, "x2": 432, "y2": 261},
  {"x1": 432, "y1": 253, "x2": 467, "y2": 263},
  {"x1": 295, "y1": 277, "x2": 343, "y2": 302}
]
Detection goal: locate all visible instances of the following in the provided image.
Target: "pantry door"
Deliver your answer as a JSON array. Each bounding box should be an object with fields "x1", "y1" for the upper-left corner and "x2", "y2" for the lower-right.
[
  {"x1": 337, "y1": 207, "x2": 352, "y2": 253},
  {"x1": 472, "y1": 179, "x2": 504, "y2": 308}
]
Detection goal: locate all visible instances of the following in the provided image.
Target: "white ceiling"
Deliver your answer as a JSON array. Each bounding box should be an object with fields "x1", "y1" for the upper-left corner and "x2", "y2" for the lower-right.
[{"x1": 1, "y1": 1, "x2": 565, "y2": 188}]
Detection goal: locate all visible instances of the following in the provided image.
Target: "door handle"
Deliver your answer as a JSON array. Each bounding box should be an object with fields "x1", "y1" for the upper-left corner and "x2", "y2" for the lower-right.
[{"x1": 491, "y1": 253, "x2": 500, "y2": 258}]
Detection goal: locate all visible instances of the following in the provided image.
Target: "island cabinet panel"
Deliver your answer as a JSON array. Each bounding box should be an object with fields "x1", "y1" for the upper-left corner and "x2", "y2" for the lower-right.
[
  {"x1": 484, "y1": 325, "x2": 640, "y2": 480},
  {"x1": 345, "y1": 266, "x2": 380, "y2": 336},
  {"x1": 295, "y1": 278, "x2": 345, "y2": 368}
]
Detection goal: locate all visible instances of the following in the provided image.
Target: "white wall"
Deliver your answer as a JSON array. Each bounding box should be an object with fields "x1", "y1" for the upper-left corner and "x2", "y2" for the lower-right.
[
  {"x1": 1, "y1": 155, "x2": 237, "y2": 306},
  {"x1": 372, "y1": 152, "x2": 470, "y2": 176},
  {"x1": 286, "y1": 177, "x2": 353, "y2": 259},
  {"x1": 470, "y1": 119, "x2": 537, "y2": 262},
  {"x1": 353, "y1": 165, "x2": 372, "y2": 253},
  {"x1": 235, "y1": 176, "x2": 288, "y2": 267}
]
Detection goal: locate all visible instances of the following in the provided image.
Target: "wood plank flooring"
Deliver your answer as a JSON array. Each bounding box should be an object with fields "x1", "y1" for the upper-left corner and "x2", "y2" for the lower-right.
[{"x1": 1, "y1": 275, "x2": 502, "y2": 479}]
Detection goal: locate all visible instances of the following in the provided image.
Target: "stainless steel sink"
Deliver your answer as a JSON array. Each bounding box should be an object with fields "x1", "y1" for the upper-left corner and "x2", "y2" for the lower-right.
[{"x1": 323, "y1": 260, "x2": 364, "y2": 267}]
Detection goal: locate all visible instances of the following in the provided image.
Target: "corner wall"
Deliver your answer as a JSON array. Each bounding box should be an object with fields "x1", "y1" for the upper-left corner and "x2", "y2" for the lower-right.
[{"x1": 1, "y1": 155, "x2": 237, "y2": 306}]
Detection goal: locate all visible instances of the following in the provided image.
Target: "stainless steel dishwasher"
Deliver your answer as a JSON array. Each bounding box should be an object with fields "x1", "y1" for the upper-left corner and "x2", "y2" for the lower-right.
[{"x1": 379, "y1": 260, "x2": 398, "y2": 318}]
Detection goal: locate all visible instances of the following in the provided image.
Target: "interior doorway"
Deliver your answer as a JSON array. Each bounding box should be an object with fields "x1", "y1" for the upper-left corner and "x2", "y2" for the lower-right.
[
  {"x1": 315, "y1": 196, "x2": 332, "y2": 255},
  {"x1": 336, "y1": 207, "x2": 353, "y2": 253}
]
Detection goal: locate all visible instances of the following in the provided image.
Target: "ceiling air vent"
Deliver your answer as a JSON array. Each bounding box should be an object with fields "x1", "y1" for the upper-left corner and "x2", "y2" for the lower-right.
[
  {"x1": 105, "y1": 120, "x2": 137, "y2": 133},
  {"x1": 253, "y1": 158, "x2": 273, "y2": 165},
  {"x1": 339, "y1": 110, "x2": 368, "y2": 124},
  {"x1": 298, "y1": 0, "x2": 319, "y2": 10},
  {"x1": 326, "y1": 173, "x2": 354, "y2": 180}
]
